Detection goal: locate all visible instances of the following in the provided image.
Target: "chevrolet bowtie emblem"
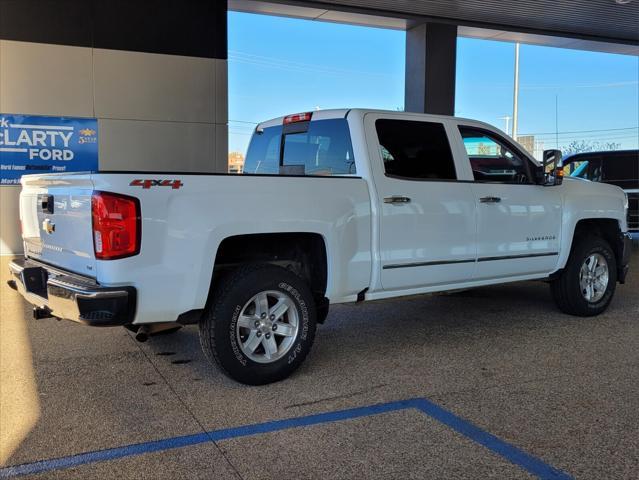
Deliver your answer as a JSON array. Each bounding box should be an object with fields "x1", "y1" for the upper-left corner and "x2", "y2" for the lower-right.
[{"x1": 42, "y1": 218, "x2": 55, "y2": 234}]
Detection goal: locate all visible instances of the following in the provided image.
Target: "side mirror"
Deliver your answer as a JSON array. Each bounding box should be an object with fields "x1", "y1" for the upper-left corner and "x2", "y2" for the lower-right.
[{"x1": 541, "y1": 149, "x2": 564, "y2": 186}]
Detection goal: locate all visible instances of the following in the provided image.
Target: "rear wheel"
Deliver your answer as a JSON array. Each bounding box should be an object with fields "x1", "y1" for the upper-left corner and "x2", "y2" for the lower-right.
[
  {"x1": 199, "y1": 264, "x2": 317, "y2": 385},
  {"x1": 551, "y1": 235, "x2": 617, "y2": 316}
]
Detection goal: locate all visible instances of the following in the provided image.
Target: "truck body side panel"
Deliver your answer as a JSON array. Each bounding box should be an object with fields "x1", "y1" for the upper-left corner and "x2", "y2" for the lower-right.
[
  {"x1": 91, "y1": 174, "x2": 372, "y2": 324},
  {"x1": 555, "y1": 177, "x2": 629, "y2": 271}
]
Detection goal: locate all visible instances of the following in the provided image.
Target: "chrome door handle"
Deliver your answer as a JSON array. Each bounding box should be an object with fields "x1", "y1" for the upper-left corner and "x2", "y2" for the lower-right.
[
  {"x1": 479, "y1": 196, "x2": 501, "y2": 203},
  {"x1": 384, "y1": 196, "x2": 411, "y2": 205}
]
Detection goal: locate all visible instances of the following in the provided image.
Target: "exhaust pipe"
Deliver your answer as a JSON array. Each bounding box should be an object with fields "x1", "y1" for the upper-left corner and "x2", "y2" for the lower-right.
[
  {"x1": 33, "y1": 306, "x2": 53, "y2": 320},
  {"x1": 134, "y1": 322, "x2": 182, "y2": 342},
  {"x1": 135, "y1": 325, "x2": 150, "y2": 342}
]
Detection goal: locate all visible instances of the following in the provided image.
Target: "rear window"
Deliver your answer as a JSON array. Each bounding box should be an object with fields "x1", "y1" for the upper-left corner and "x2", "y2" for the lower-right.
[
  {"x1": 244, "y1": 125, "x2": 282, "y2": 175},
  {"x1": 243, "y1": 119, "x2": 356, "y2": 176}
]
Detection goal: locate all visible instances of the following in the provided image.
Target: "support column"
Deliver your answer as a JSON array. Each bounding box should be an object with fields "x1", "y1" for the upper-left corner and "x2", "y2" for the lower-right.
[{"x1": 405, "y1": 23, "x2": 458, "y2": 116}]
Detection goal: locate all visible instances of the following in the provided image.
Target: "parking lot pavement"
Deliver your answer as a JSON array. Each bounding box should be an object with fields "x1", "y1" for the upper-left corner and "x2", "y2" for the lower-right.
[{"x1": 1, "y1": 247, "x2": 637, "y2": 479}]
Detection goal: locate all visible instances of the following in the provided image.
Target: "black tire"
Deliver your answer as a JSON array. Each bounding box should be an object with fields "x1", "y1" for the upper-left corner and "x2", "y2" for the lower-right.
[
  {"x1": 550, "y1": 234, "x2": 617, "y2": 316},
  {"x1": 199, "y1": 264, "x2": 317, "y2": 385}
]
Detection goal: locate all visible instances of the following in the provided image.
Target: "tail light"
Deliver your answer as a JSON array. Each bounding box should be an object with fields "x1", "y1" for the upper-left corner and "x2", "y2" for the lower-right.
[{"x1": 91, "y1": 192, "x2": 140, "y2": 260}]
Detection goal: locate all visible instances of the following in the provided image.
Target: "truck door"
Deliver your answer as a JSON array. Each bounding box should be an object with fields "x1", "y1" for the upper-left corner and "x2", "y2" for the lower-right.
[
  {"x1": 456, "y1": 125, "x2": 562, "y2": 280},
  {"x1": 364, "y1": 114, "x2": 477, "y2": 291}
]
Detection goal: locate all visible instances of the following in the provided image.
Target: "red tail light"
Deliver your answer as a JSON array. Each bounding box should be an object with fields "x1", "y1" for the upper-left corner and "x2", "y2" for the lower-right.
[
  {"x1": 283, "y1": 112, "x2": 312, "y2": 124},
  {"x1": 92, "y1": 192, "x2": 140, "y2": 260}
]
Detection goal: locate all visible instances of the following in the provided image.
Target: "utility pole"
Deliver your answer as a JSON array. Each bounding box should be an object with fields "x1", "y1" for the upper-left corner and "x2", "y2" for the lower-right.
[
  {"x1": 555, "y1": 95, "x2": 559, "y2": 149},
  {"x1": 499, "y1": 115, "x2": 512, "y2": 135},
  {"x1": 512, "y1": 43, "x2": 520, "y2": 140}
]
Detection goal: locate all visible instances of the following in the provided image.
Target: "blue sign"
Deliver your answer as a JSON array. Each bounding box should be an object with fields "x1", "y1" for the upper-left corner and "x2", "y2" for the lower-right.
[{"x1": 0, "y1": 114, "x2": 98, "y2": 185}]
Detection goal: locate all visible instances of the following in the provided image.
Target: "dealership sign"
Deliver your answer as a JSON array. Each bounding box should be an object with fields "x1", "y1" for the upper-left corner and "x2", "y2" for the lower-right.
[{"x1": 0, "y1": 114, "x2": 98, "y2": 185}]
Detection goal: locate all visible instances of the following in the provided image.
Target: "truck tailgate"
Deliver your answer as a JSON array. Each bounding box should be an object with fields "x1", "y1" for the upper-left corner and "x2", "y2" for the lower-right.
[{"x1": 20, "y1": 173, "x2": 96, "y2": 277}]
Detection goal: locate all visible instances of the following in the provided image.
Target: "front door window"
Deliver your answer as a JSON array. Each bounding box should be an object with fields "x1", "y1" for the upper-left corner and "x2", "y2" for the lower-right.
[{"x1": 459, "y1": 128, "x2": 532, "y2": 184}]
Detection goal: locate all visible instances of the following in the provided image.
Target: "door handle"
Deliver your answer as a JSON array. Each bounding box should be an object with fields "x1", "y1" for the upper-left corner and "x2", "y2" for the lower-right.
[
  {"x1": 384, "y1": 196, "x2": 411, "y2": 205},
  {"x1": 479, "y1": 196, "x2": 501, "y2": 204}
]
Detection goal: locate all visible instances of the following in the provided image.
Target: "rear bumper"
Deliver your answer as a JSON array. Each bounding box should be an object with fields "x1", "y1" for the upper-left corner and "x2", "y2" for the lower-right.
[
  {"x1": 618, "y1": 232, "x2": 633, "y2": 284},
  {"x1": 7, "y1": 258, "x2": 135, "y2": 326}
]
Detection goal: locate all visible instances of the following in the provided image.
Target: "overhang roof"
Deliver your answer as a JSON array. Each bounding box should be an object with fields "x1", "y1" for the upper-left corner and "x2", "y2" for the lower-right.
[{"x1": 230, "y1": 0, "x2": 639, "y2": 55}]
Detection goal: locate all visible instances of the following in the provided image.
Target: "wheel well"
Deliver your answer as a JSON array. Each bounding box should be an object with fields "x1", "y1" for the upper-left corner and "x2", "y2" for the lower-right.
[
  {"x1": 212, "y1": 233, "x2": 329, "y2": 321},
  {"x1": 573, "y1": 218, "x2": 623, "y2": 270}
]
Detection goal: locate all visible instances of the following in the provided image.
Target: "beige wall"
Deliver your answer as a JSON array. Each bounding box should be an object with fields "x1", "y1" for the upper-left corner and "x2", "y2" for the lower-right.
[
  {"x1": 0, "y1": 40, "x2": 228, "y2": 254},
  {"x1": 0, "y1": 188, "x2": 21, "y2": 255}
]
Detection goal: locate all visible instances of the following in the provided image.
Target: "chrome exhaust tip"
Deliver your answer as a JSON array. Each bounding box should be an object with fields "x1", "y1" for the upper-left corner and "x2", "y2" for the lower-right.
[
  {"x1": 135, "y1": 325, "x2": 150, "y2": 342},
  {"x1": 134, "y1": 323, "x2": 181, "y2": 342}
]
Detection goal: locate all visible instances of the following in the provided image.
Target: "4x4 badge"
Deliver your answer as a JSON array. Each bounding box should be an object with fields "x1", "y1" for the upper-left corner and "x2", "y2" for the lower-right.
[{"x1": 130, "y1": 179, "x2": 183, "y2": 190}]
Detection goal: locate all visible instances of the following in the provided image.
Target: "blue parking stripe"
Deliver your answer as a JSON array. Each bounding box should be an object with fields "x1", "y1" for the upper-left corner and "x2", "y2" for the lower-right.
[
  {"x1": 0, "y1": 398, "x2": 572, "y2": 479},
  {"x1": 0, "y1": 432, "x2": 211, "y2": 479},
  {"x1": 0, "y1": 400, "x2": 415, "y2": 478},
  {"x1": 414, "y1": 398, "x2": 572, "y2": 480}
]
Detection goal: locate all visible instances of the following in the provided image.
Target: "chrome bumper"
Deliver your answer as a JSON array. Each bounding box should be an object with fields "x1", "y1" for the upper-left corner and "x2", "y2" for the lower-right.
[{"x1": 7, "y1": 258, "x2": 135, "y2": 326}]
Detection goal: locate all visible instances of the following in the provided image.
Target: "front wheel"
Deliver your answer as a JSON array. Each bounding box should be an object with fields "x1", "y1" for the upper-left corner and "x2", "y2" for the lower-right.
[
  {"x1": 551, "y1": 235, "x2": 617, "y2": 316},
  {"x1": 199, "y1": 264, "x2": 317, "y2": 385}
]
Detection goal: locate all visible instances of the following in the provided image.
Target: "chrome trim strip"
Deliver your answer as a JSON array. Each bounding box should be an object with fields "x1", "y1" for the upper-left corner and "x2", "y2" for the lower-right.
[
  {"x1": 477, "y1": 252, "x2": 559, "y2": 262},
  {"x1": 383, "y1": 252, "x2": 559, "y2": 269},
  {"x1": 383, "y1": 259, "x2": 475, "y2": 270}
]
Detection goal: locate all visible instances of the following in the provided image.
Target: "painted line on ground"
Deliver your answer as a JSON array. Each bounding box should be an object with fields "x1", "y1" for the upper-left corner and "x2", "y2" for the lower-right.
[
  {"x1": 0, "y1": 398, "x2": 572, "y2": 479},
  {"x1": 414, "y1": 398, "x2": 571, "y2": 480}
]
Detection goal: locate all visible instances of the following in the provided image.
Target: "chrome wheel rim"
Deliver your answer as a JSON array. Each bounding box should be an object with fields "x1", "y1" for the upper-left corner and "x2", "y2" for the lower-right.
[
  {"x1": 579, "y1": 253, "x2": 609, "y2": 303},
  {"x1": 236, "y1": 290, "x2": 299, "y2": 364}
]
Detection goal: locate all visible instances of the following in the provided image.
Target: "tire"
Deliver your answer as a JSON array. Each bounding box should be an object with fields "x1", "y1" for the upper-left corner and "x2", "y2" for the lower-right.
[
  {"x1": 199, "y1": 264, "x2": 317, "y2": 385},
  {"x1": 551, "y1": 234, "x2": 617, "y2": 316}
]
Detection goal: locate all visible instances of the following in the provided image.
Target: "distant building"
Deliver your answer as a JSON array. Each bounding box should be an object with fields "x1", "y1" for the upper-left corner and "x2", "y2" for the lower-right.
[
  {"x1": 228, "y1": 152, "x2": 245, "y2": 174},
  {"x1": 516, "y1": 135, "x2": 536, "y2": 155}
]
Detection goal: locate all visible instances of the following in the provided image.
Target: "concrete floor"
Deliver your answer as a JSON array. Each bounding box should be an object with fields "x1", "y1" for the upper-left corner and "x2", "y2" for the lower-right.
[{"x1": 1, "y1": 249, "x2": 638, "y2": 479}]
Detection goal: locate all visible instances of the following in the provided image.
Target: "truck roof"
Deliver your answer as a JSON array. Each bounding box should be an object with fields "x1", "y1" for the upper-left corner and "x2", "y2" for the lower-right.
[
  {"x1": 564, "y1": 149, "x2": 639, "y2": 164},
  {"x1": 255, "y1": 108, "x2": 501, "y2": 133},
  {"x1": 256, "y1": 109, "x2": 351, "y2": 130}
]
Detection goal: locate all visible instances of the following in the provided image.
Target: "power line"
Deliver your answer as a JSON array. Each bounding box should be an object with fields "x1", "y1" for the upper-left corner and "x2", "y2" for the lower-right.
[
  {"x1": 519, "y1": 126, "x2": 638, "y2": 136},
  {"x1": 531, "y1": 132, "x2": 639, "y2": 142},
  {"x1": 229, "y1": 119, "x2": 258, "y2": 125},
  {"x1": 228, "y1": 50, "x2": 398, "y2": 79}
]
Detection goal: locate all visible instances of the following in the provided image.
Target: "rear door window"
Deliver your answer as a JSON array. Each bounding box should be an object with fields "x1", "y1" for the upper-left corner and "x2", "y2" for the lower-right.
[{"x1": 375, "y1": 119, "x2": 457, "y2": 180}]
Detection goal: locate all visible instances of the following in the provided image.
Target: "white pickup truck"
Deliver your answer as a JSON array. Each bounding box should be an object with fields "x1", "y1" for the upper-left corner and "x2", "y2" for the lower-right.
[{"x1": 8, "y1": 109, "x2": 632, "y2": 384}]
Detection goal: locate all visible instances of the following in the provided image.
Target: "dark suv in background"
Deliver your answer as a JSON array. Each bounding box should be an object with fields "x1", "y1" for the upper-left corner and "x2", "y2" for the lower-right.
[{"x1": 565, "y1": 149, "x2": 639, "y2": 239}]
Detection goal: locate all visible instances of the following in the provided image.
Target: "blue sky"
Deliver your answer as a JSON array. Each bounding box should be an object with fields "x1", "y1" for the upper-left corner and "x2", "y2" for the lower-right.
[
  {"x1": 228, "y1": 11, "x2": 639, "y2": 157},
  {"x1": 456, "y1": 38, "x2": 639, "y2": 153}
]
